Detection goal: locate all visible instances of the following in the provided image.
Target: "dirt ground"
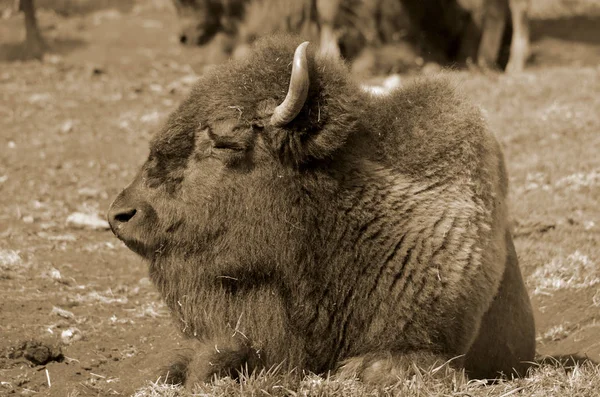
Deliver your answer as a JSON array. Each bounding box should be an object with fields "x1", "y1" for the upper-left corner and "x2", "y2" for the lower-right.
[{"x1": 0, "y1": 1, "x2": 599, "y2": 396}]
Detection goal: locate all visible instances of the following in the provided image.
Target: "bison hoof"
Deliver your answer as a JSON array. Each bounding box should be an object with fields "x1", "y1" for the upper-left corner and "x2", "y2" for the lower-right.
[
  {"x1": 160, "y1": 354, "x2": 192, "y2": 386},
  {"x1": 161, "y1": 342, "x2": 265, "y2": 389},
  {"x1": 505, "y1": 60, "x2": 525, "y2": 74}
]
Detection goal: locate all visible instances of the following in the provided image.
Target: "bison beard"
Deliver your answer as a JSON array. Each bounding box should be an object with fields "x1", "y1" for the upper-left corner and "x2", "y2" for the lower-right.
[{"x1": 107, "y1": 35, "x2": 535, "y2": 388}]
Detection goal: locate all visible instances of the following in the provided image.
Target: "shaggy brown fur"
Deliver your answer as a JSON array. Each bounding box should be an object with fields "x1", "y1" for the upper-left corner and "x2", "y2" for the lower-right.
[{"x1": 108, "y1": 35, "x2": 535, "y2": 388}]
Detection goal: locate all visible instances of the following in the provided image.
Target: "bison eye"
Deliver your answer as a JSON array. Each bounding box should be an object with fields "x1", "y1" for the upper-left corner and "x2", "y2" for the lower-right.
[
  {"x1": 207, "y1": 126, "x2": 251, "y2": 152},
  {"x1": 210, "y1": 141, "x2": 249, "y2": 167},
  {"x1": 212, "y1": 140, "x2": 245, "y2": 151}
]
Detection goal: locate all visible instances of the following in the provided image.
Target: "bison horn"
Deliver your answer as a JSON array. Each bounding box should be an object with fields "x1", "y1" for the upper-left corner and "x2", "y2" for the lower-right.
[{"x1": 271, "y1": 41, "x2": 310, "y2": 127}]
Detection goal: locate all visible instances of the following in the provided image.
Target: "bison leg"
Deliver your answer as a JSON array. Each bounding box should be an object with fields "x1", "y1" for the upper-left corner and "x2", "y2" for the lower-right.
[
  {"x1": 316, "y1": 0, "x2": 342, "y2": 58},
  {"x1": 319, "y1": 25, "x2": 341, "y2": 59},
  {"x1": 336, "y1": 351, "x2": 457, "y2": 385},
  {"x1": 505, "y1": 0, "x2": 530, "y2": 73},
  {"x1": 160, "y1": 352, "x2": 194, "y2": 386},
  {"x1": 173, "y1": 340, "x2": 264, "y2": 389},
  {"x1": 477, "y1": 0, "x2": 509, "y2": 69},
  {"x1": 464, "y1": 230, "x2": 536, "y2": 379}
]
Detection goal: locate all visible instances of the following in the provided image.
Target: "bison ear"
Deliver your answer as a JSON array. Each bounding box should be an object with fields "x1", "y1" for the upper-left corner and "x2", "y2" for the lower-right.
[
  {"x1": 270, "y1": 41, "x2": 310, "y2": 127},
  {"x1": 265, "y1": 39, "x2": 358, "y2": 165}
]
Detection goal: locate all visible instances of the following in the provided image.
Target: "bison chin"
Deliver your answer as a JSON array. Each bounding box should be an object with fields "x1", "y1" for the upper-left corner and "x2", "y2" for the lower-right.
[{"x1": 117, "y1": 235, "x2": 159, "y2": 260}]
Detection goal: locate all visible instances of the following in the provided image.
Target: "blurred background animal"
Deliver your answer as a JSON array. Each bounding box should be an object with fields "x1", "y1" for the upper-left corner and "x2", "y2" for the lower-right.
[
  {"x1": 9, "y1": 0, "x2": 531, "y2": 71},
  {"x1": 171, "y1": 0, "x2": 530, "y2": 74},
  {"x1": 172, "y1": 0, "x2": 248, "y2": 46}
]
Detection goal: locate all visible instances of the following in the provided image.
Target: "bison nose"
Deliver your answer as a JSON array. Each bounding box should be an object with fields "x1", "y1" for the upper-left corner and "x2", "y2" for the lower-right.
[{"x1": 107, "y1": 206, "x2": 138, "y2": 234}]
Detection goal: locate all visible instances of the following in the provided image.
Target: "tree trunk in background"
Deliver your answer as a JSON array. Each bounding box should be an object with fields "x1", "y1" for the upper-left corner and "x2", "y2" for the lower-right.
[{"x1": 20, "y1": 0, "x2": 45, "y2": 59}]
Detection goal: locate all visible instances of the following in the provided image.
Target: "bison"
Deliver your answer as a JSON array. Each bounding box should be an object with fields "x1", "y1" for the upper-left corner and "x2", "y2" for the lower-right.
[
  {"x1": 107, "y1": 36, "x2": 535, "y2": 387},
  {"x1": 173, "y1": 0, "x2": 530, "y2": 73},
  {"x1": 318, "y1": 0, "x2": 530, "y2": 73}
]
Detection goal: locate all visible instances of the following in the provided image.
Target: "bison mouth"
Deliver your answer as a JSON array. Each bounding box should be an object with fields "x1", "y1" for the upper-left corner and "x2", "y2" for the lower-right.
[
  {"x1": 113, "y1": 220, "x2": 183, "y2": 260},
  {"x1": 110, "y1": 227, "x2": 157, "y2": 259},
  {"x1": 118, "y1": 236, "x2": 154, "y2": 258}
]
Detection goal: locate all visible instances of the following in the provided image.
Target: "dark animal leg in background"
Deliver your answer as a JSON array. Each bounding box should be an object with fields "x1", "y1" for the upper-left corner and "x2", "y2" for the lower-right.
[
  {"x1": 20, "y1": 0, "x2": 46, "y2": 59},
  {"x1": 478, "y1": 0, "x2": 508, "y2": 69},
  {"x1": 505, "y1": 0, "x2": 530, "y2": 73},
  {"x1": 336, "y1": 351, "x2": 457, "y2": 385},
  {"x1": 398, "y1": 0, "x2": 475, "y2": 63},
  {"x1": 457, "y1": 16, "x2": 483, "y2": 66}
]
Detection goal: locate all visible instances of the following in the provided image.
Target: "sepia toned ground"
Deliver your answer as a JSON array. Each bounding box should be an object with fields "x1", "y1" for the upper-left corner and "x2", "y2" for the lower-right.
[{"x1": 0, "y1": 1, "x2": 599, "y2": 395}]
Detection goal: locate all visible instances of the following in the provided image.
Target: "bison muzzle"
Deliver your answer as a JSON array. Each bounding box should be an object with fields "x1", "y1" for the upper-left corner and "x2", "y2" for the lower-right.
[{"x1": 108, "y1": 35, "x2": 535, "y2": 387}]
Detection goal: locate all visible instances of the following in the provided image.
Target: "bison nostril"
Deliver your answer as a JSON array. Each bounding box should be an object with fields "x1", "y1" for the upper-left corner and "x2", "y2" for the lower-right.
[
  {"x1": 180, "y1": 35, "x2": 187, "y2": 44},
  {"x1": 114, "y1": 208, "x2": 137, "y2": 223}
]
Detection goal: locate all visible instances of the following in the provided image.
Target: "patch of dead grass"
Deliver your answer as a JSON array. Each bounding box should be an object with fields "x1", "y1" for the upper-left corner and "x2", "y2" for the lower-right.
[
  {"x1": 529, "y1": 251, "x2": 600, "y2": 296},
  {"x1": 0, "y1": 249, "x2": 22, "y2": 271},
  {"x1": 555, "y1": 169, "x2": 600, "y2": 191},
  {"x1": 68, "y1": 289, "x2": 129, "y2": 305},
  {"x1": 130, "y1": 360, "x2": 600, "y2": 397},
  {"x1": 538, "y1": 324, "x2": 571, "y2": 343}
]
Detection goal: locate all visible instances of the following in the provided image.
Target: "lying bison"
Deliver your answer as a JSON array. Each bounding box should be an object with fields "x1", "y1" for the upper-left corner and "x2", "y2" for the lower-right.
[{"x1": 108, "y1": 36, "x2": 535, "y2": 387}]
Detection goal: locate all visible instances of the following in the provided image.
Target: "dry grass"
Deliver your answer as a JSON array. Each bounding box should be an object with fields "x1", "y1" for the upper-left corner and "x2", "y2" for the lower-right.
[
  {"x1": 529, "y1": 251, "x2": 599, "y2": 295},
  {"x1": 131, "y1": 360, "x2": 600, "y2": 397}
]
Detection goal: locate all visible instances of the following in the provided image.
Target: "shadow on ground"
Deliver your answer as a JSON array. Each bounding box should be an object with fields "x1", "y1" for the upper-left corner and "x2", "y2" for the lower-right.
[
  {"x1": 0, "y1": 38, "x2": 86, "y2": 62},
  {"x1": 528, "y1": 16, "x2": 600, "y2": 67},
  {"x1": 36, "y1": 0, "x2": 135, "y2": 16},
  {"x1": 532, "y1": 16, "x2": 600, "y2": 44}
]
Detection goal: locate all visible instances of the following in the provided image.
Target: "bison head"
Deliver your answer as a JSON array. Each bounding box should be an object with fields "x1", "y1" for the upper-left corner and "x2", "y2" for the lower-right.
[
  {"x1": 173, "y1": 0, "x2": 246, "y2": 46},
  {"x1": 108, "y1": 36, "x2": 359, "y2": 288},
  {"x1": 174, "y1": 0, "x2": 226, "y2": 45}
]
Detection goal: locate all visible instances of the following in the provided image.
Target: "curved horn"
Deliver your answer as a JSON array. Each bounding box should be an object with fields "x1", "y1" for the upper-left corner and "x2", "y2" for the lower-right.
[{"x1": 271, "y1": 41, "x2": 310, "y2": 127}]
